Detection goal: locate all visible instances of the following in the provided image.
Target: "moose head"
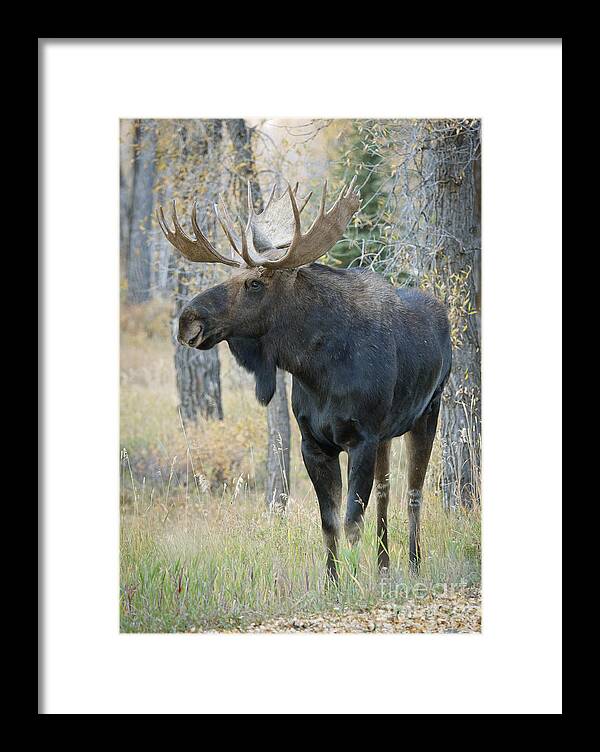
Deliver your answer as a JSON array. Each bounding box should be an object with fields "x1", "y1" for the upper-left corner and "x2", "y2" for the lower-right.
[{"x1": 157, "y1": 178, "x2": 361, "y2": 353}]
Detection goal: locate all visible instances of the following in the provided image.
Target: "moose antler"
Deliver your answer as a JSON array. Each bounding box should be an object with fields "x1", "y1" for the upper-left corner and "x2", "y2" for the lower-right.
[
  {"x1": 256, "y1": 176, "x2": 360, "y2": 269},
  {"x1": 249, "y1": 181, "x2": 314, "y2": 252},
  {"x1": 156, "y1": 177, "x2": 361, "y2": 269},
  {"x1": 156, "y1": 201, "x2": 243, "y2": 267}
]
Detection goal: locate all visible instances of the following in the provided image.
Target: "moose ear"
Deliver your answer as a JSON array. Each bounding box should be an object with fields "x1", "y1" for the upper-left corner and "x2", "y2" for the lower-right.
[{"x1": 227, "y1": 337, "x2": 277, "y2": 406}]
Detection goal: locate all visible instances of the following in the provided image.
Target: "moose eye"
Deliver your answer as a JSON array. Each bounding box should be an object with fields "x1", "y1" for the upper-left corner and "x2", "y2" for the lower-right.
[{"x1": 246, "y1": 279, "x2": 264, "y2": 291}]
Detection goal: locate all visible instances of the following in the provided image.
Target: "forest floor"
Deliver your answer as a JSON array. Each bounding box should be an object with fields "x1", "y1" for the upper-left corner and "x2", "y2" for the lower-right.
[
  {"x1": 224, "y1": 587, "x2": 481, "y2": 633},
  {"x1": 120, "y1": 301, "x2": 481, "y2": 634}
]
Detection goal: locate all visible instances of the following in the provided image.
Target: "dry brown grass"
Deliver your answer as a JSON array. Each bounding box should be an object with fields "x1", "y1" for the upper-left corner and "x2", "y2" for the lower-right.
[{"x1": 120, "y1": 299, "x2": 267, "y2": 487}]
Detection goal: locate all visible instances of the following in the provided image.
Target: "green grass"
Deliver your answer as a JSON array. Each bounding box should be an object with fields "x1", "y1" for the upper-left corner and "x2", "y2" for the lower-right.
[
  {"x1": 120, "y1": 300, "x2": 481, "y2": 633},
  {"x1": 120, "y1": 476, "x2": 480, "y2": 632}
]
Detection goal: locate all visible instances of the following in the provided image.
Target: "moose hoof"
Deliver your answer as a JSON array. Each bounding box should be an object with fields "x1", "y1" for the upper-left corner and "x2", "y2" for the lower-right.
[{"x1": 344, "y1": 521, "x2": 363, "y2": 547}]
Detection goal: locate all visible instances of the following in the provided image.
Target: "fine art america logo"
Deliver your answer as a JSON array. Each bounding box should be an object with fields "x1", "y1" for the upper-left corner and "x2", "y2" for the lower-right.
[{"x1": 380, "y1": 579, "x2": 474, "y2": 600}]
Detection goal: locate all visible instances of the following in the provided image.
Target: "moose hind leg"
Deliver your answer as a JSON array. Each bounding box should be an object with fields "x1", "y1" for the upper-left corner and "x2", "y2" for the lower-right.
[
  {"x1": 301, "y1": 439, "x2": 343, "y2": 583},
  {"x1": 405, "y1": 397, "x2": 441, "y2": 574},
  {"x1": 375, "y1": 441, "x2": 392, "y2": 572}
]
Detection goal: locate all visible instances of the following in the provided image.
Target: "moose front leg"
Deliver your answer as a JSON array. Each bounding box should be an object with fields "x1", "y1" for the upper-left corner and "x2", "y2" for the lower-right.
[
  {"x1": 344, "y1": 439, "x2": 378, "y2": 547},
  {"x1": 301, "y1": 439, "x2": 343, "y2": 583}
]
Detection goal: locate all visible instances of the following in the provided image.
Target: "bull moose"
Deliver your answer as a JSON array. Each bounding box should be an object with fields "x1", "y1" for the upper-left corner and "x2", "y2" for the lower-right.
[{"x1": 157, "y1": 177, "x2": 451, "y2": 580}]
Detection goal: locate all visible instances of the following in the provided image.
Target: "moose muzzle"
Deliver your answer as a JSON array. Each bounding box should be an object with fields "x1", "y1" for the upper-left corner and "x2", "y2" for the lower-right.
[{"x1": 178, "y1": 309, "x2": 204, "y2": 348}]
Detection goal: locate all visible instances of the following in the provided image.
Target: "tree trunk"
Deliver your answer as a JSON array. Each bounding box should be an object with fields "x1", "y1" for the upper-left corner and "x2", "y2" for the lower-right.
[
  {"x1": 174, "y1": 304, "x2": 224, "y2": 422},
  {"x1": 265, "y1": 369, "x2": 291, "y2": 512},
  {"x1": 172, "y1": 120, "x2": 225, "y2": 424},
  {"x1": 426, "y1": 123, "x2": 481, "y2": 509},
  {"x1": 225, "y1": 119, "x2": 292, "y2": 510},
  {"x1": 173, "y1": 281, "x2": 224, "y2": 422},
  {"x1": 127, "y1": 120, "x2": 157, "y2": 304},
  {"x1": 120, "y1": 167, "x2": 132, "y2": 272},
  {"x1": 119, "y1": 120, "x2": 135, "y2": 277},
  {"x1": 225, "y1": 119, "x2": 264, "y2": 209}
]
